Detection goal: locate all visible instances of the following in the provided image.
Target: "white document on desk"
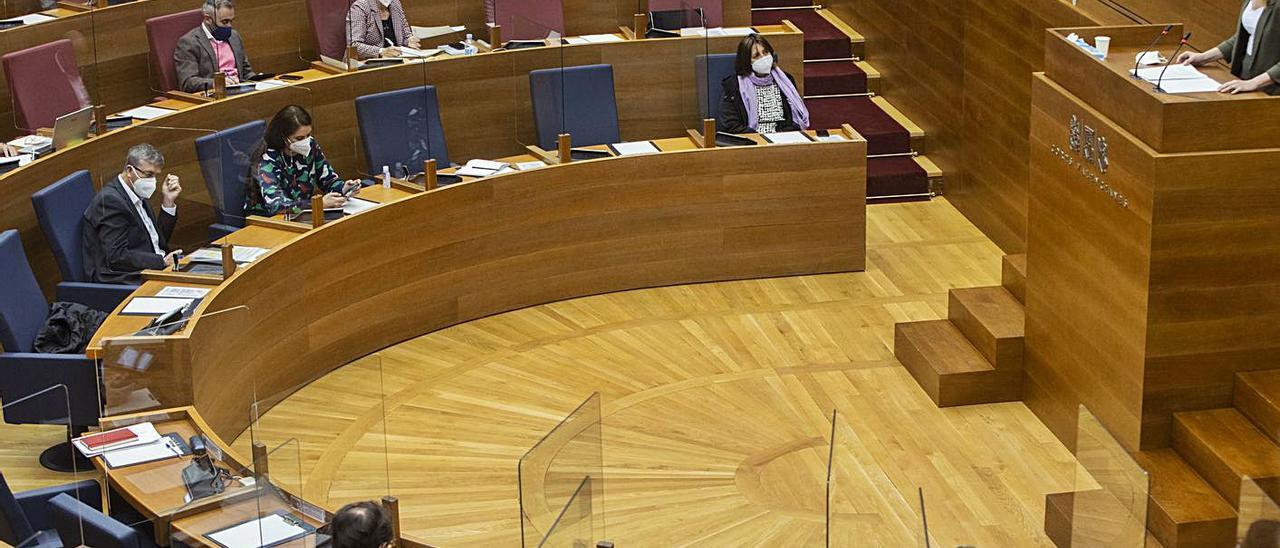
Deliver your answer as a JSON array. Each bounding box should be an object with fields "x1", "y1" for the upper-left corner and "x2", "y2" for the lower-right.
[
  {"x1": 205, "y1": 513, "x2": 310, "y2": 548},
  {"x1": 102, "y1": 437, "x2": 181, "y2": 468},
  {"x1": 564, "y1": 36, "x2": 589, "y2": 45},
  {"x1": 342, "y1": 197, "x2": 378, "y2": 215},
  {"x1": 609, "y1": 141, "x2": 660, "y2": 156},
  {"x1": 580, "y1": 34, "x2": 624, "y2": 43},
  {"x1": 118, "y1": 106, "x2": 177, "y2": 120},
  {"x1": 1, "y1": 13, "x2": 55, "y2": 25},
  {"x1": 1157, "y1": 77, "x2": 1222, "y2": 94},
  {"x1": 398, "y1": 47, "x2": 440, "y2": 58},
  {"x1": 73, "y1": 422, "x2": 161, "y2": 457},
  {"x1": 0, "y1": 154, "x2": 33, "y2": 168},
  {"x1": 188, "y1": 246, "x2": 268, "y2": 264},
  {"x1": 1131, "y1": 65, "x2": 1206, "y2": 81},
  {"x1": 412, "y1": 25, "x2": 465, "y2": 40},
  {"x1": 121, "y1": 296, "x2": 194, "y2": 316},
  {"x1": 515, "y1": 160, "x2": 548, "y2": 170},
  {"x1": 155, "y1": 286, "x2": 211, "y2": 298},
  {"x1": 762, "y1": 132, "x2": 813, "y2": 144}
]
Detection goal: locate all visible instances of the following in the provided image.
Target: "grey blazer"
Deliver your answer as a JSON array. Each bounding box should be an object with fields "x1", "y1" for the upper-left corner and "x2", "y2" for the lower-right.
[
  {"x1": 347, "y1": 0, "x2": 412, "y2": 60},
  {"x1": 1218, "y1": 0, "x2": 1280, "y2": 92},
  {"x1": 174, "y1": 24, "x2": 256, "y2": 93}
]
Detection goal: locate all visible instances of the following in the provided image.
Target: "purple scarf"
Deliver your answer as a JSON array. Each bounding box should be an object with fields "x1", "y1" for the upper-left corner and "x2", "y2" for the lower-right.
[{"x1": 738, "y1": 66, "x2": 810, "y2": 131}]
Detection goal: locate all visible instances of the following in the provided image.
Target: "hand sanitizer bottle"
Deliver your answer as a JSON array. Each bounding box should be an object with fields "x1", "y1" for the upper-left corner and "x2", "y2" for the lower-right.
[
  {"x1": 382, "y1": 165, "x2": 391, "y2": 189},
  {"x1": 463, "y1": 33, "x2": 478, "y2": 55}
]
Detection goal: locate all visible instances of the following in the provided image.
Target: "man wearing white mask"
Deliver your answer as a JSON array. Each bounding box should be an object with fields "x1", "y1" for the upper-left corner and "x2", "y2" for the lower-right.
[
  {"x1": 346, "y1": 0, "x2": 421, "y2": 60},
  {"x1": 82, "y1": 144, "x2": 183, "y2": 284}
]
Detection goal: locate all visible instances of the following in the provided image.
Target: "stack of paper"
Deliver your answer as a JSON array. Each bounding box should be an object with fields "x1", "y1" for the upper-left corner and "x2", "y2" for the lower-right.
[
  {"x1": 455, "y1": 159, "x2": 508, "y2": 177},
  {"x1": 117, "y1": 105, "x2": 176, "y2": 121},
  {"x1": 412, "y1": 25, "x2": 466, "y2": 40},
  {"x1": 188, "y1": 246, "x2": 268, "y2": 264},
  {"x1": 1132, "y1": 65, "x2": 1222, "y2": 93},
  {"x1": 73, "y1": 422, "x2": 160, "y2": 457},
  {"x1": 579, "y1": 34, "x2": 624, "y2": 44},
  {"x1": 0, "y1": 13, "x2": 56, "y2": 25},
  {"x1": 102, "y1": 434, "x2": 184, "y2": 468},
  {"x1": 156, "y1": 286, "x2": 211, "y2": 298},
  {"x1": 609, "y1": 141, "x2": 660, "y2": 156},
  {"x1": 342, "y1": 197, "x2": 379, "y2": 215},
  {"x1": 762, "y1": 132, "x2": 813, "y2": 144},
  {"x1": 515, "y1": 160, "x2": 547, "y2": 171},
  {"x1": 205, "y1": 512, "x2": 313, "y2": 548},
  {"x1": 121, "y1": 296, "x2": 195, "y2": 316},
  {"x1": 398, "y1": 47, "x2": 440, "y2": 58}
]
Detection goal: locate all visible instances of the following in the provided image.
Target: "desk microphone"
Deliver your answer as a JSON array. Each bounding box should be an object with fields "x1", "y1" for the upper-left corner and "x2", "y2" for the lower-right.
[
  {"x1": 1154, "y1": 32, "x2": 1193, "y2": 93},
  {"x1": 1133, "y1": 24, "x2": 1174, "y2": 79}
]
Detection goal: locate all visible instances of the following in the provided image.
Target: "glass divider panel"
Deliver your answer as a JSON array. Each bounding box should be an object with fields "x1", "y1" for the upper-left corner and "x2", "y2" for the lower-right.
[
  {"x1": 518, "y1": 392, "x2": 604, "y2": 547},
  {"x1": 536, "y1": 476, "x2": 594, "y2": 548},
  {"x1": 1069, "y1": 404, "x2": 1150, "y2": 547}
]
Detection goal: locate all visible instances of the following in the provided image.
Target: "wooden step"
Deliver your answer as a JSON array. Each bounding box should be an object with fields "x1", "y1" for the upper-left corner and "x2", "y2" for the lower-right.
[
  {"x1": 855, "y1": 60, "x2": 880, "y2": 94},
  {"x1": 1044, "y1": 491, "x2": 1073, "y2": 547},
  {"x1": 1172, "y1": 408, "x2": 1280, "y2": 509},
  {"x1": 947, "y1": 286, "x2": 1023, "y2": 371},
  {"x1": 893, "y1": 320, "x2": 1020, "y2": 407},
  {"x1": 1002, "y1": 254, "x2": 1027, "y2": 304},
  {"x1": 1236, "y1": 369, "x2": 1280, "y2": 447},
  {"x1": 1133, "y1": 448, "x2": 1237, "y2": 548}
]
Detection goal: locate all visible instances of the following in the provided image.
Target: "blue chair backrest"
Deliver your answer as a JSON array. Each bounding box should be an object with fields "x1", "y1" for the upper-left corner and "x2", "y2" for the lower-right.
[
  {"x1": 0, "y1": 230, "x2": 49, "y2": 353},
  {"x1": 31, "y1": 170, "x2": 94, "y2": 284},
  {"x1": 529, "y1": 64, "x2": 620, "y2": 150},
  {"x1": 355, "y1": 85, "x2": 450, "y2": 174},
  {"x1": 195, "y1": 120, "x2": 265, "y2": 226},
  {"x1": 0, "y1": 473, "x2": 35, "y2": 547},
  {"x1": 697, "y1": 53, "x2": 736, "y2": 121},
  {"x1": 49, "y1": 493, "x2": 143, "y2": 548}
]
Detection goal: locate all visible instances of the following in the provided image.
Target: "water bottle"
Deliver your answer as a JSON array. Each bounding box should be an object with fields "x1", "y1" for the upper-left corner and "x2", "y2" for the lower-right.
[
  {"x1": 463, "y1": 33, "x2": 478, "y2": 55},
  {"x1": 382, "y1": 165, "x2": 391, "y2": 189}
]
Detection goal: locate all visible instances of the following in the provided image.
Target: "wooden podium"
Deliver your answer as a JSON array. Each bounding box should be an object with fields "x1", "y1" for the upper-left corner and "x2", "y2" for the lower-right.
[{"x1": 1025, "y1": 24, "x2": 1280, "y2": 453}]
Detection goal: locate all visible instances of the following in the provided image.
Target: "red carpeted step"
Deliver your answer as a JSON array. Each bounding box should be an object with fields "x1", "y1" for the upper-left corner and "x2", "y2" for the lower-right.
[
  {"x1": 753, "y1": 0, "x2": 814, "y2": 7},
  {"x1": 867, "y1": 157, "x2": 929, "y2": 200},
  {"x1": 804, "y1": 61, "x2": 867, "y2": 96},
  {"x1": 751, "y1": 9, "x2": 850, "y2": 60},
  {"x1": 807, "y1": 96, "x2": 910, "y2": 155}
]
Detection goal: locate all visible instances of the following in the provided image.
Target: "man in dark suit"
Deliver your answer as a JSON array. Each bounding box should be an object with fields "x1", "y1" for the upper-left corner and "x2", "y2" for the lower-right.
[
  {"x1": 174, "y1": 0, "x2": 256, "y2": 94},
  {"x1": 82, "y1": 144, "x2": 183, "y2": 284}
]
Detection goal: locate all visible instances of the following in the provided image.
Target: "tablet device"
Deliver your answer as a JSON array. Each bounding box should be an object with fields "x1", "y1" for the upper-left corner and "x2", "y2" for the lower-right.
[
  {"x1": 569, "y1": 148, "x2": 612, "y2": 160},
  {"x1": 714, "y1": 132, "x2": 757, "y2": 147}
]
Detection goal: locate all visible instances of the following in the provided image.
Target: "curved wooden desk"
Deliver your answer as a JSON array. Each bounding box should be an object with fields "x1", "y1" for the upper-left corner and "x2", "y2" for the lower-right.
[
  {"x1": 93, "y1": 132, "x2": 866, "y2": 545},
  {"x1": 1, "y1": 25, "x2": 803, "y2": 293}
]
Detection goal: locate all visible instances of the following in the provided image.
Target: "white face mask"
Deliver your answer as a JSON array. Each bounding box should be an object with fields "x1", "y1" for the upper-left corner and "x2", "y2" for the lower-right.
[
  {"x1": 129, "y1": 166, "x2": 157, "y2": 199},
  {"x1": 378, "y1": 0, "x2": 391, "y2": 7},
  {"x1": 752, "y1": 54, "x2": 774, "y2": 76},
  {"x1": 288, "y1": 136, "x2": 313, "y2": 157}
]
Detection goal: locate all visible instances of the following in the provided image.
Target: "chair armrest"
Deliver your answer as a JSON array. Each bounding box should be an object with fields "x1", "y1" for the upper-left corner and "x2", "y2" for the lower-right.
[
  {"x1": 55, "y1": 282, "x2": 137, "y2": 313},
  {"x1": 208, "y1": 223, "x2": 240, "y2": 241},
  {"x1": 0, "y1": 353, "x2": 100, "y2": 427},
  {"x1": 17, "y1": 480, "x2": 100, "y2": 533}
]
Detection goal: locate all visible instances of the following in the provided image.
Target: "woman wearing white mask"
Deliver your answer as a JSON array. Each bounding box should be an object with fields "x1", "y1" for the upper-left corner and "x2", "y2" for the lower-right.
[
  {"x1": 718, "y1": 34, "x2": 810, "y2": 134},
  {"x1": 246, "y1": 105, "x2": 360, "y2": 217},
  {"x1": 347, "y1": 0, "x2": 421, "y2": 60}
]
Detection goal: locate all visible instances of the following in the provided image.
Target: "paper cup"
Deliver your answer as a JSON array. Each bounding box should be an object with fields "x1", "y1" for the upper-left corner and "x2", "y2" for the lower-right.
[{"x1": 1095, "y1": 36, "x2": 1111, "y2": 58}]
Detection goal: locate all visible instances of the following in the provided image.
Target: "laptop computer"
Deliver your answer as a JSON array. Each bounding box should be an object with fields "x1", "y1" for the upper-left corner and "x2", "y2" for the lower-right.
[{"x1": 52, "y1": 105, "x2": 94, "y2": 151}]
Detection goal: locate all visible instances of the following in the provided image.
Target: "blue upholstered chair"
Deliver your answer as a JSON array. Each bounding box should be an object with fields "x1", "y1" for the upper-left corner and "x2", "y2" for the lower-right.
[
  {"x1": 194, "y1": 120, "x2": 265, "y2": 238},
  {"x1": 0, "y1": 472, "x2": 100, "y2": 547},
  {"x1": 31, "y1": 170, "x2": 137, "y2": 313},
  {"x1": 528, "y1": 64, "x2": 621, "y2": 151},
  {"x1": 49, "y1": 493, "x2": 156, "y2": 548},
  {"x1": 355, "y1": 85, "x2": 450, "y2": 177},
  {"x1": 696, "y1": 53, "x2": 736, "y2": 123},
  {"x1": 0, "y1": 230, "x2": 100, "y2": 472}
]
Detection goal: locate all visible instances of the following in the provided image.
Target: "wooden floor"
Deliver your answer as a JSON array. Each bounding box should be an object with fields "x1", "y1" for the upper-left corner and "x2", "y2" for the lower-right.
[{"x1": 0, "y1": 198, "x2": 1078, "y2": 547}]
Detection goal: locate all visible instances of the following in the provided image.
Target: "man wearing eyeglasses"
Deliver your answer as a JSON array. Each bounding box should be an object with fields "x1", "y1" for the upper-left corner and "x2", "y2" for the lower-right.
[{"x1": 82, "y1": 143, "x2": 183, "y2": 284}]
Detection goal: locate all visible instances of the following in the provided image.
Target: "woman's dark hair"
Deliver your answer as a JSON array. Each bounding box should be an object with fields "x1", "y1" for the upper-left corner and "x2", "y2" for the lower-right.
[
  {"x1": 264, "y1": 104, "x2": 313, "y2": 151},
  {"x1": 331, "y1": 501, "x2": 393, "y2": 548},
  {"x1": 735, "y1": 34, "x2": 777, "y2": 76},
  {"x1": 1243, "y1": 519, "x2": 1280, "y2": 548}
]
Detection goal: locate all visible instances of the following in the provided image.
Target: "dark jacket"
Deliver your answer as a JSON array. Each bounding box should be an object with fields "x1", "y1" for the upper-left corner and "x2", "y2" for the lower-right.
[
  {"x1": 174, "y1": 24, "x2": 256, "y2": 93},
  {"x1": 1219, "y1": 0, "x2": 1280, "y2": 93},
  {"x1": 717, "y1": 72, "x2": 802, "y2": 134},
  {"x1": 82, "y1": 177, "x2": 176, "y2": 284}
]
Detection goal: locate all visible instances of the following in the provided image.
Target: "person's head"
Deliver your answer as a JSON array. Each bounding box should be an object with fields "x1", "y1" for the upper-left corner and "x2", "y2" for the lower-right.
[
  {"x1": 331, "y1": 501, "x2": 393, "y2": 548},
  {"x1": 1243, "y1": 519, "x2": 1280, "y2": 548},
  {"x1": 265, "y1": 105, "x2": 315, "y2": 157},
  {"x1": 736, "y1": 34, "x2": 777, "y2": 77},
  {"x1": 202, "y1": 0, "x2": 236, "y2": 41},
  {"x1": 122, "y1": 144, "x2": 165, "y2": 199}
]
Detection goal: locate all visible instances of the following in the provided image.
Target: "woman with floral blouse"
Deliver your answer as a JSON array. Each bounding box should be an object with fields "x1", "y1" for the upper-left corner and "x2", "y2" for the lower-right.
[{"x1": 245, "y1": 105, "x2": 361, "y2": 217}]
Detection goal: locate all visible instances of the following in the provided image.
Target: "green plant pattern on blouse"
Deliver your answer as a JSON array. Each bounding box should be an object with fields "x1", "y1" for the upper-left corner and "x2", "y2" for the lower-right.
[{"x1": 244, "y1": 143, "x2": 343, "y2": 217}]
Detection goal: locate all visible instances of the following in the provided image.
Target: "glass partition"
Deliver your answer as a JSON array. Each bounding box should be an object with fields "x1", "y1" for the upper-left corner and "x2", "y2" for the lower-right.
[
  {"x1": 537, "y1": 476, "x2": 595, "y2": 548},
  {"x1": 677, "y1": 5, "x2": 710, "y2": 144},
  {"x1": 1070, "y1": 404, "x2": 1150, "y2": 547},
  {"x1": 513, "y1": 13, "x2": 565, "y2": 163},
  {"x1": 826, "y1": 409, "x2": 923, "y2": 546},
  {"x1": 518, "y1": 392, "x2": 604, "y2": 547}
]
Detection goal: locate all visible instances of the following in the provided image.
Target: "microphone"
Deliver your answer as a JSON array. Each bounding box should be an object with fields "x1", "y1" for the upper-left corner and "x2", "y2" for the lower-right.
[
  {"x1": 1154, "y1": 32, "x2": 1192, "y2": 93},
  {"x1": 1133, "y1": 24, "x2": 1174, "y2": 79}
]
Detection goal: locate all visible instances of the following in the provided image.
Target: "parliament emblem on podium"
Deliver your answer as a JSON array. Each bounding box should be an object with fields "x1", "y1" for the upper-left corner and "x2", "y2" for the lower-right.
[{"x1": 1068, "y1": 114, "x2": 1108, "y2": 174}]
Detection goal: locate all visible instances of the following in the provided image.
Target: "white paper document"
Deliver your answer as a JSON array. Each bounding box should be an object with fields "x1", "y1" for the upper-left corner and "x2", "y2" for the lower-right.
[
  {"x1": 411, "y1": 25, "x2": 465, "y2": 40},
  {"x1": 580, "y1": 34, "x2": 624, "y2": 43},
  {"x1": 1, "y1": 13, "x2": 55, "y2": 25},
  {"x1": 103, "y1": 436, "x2": 182, "y2": 468},
  {"x1": 73, "y1": 422, "x2": 161, "y2": 457},
  {"x1": 609, "y1": 141, "x2": 660, "y2": 156},
  {"x1": 1156, "y1": 77, "x2": 1222, "y2": 94},
  {"x1": 155, "y1": 286, "x2": 211, "y2": 298},
  {"x1": 206, "y1": 513, "x2": 310, "y2": 548},
  {"x1": 342, "y1": 197, "x2": 379, "y2": 214},
  {"x1": 117, "y1": 105, "x2": 177, "y2": 120},
  {"x1": 0, "y1": 154, "x2": 33, "y2": 167},
  {"x1": 817, "y1": 134, "x2": 848, "y2": 142},
  {"x1": 398, "y1": 47, "x2": 440, "y2": 58},
  {"x1": 564, "y1": 37, "x2": 589, "y2": 45},
  {"x1": 456, "y1": 159, "x2": 508, "y2": 177},
  {"x1": 679, "y1": 27, "x2": 709, "y2": 37},
  {"x1": 1131, "y1": 65, "x2": 1206, "y2": 81},
  {"x1": 515, "y1": 161, "x2": 548, "y2": 170},
  {"x1": 762, "y1": 132, "x2": 813, "y2": 144},
  {"x1": 121, "y1": 296, "x2": 194, "y2": 316},
  {"x1": 188, "y1": 246, "x2": 268, "y2": 264}
]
